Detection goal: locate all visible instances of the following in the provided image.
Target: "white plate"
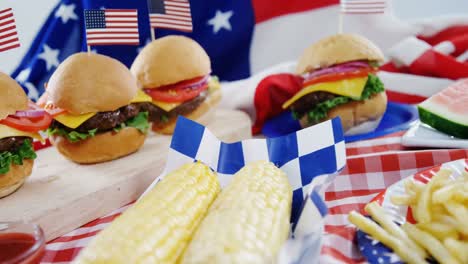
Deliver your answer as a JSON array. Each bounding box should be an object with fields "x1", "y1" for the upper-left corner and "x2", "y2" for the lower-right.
[{"x1": 401, "y1": 121, "x2": 468, "y2": 148}]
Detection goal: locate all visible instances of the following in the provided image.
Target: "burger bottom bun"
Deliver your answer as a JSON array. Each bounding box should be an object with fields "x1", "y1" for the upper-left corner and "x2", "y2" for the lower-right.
[
  {"x1": 300, "y1": 92, "x2": 387, "y2": 131},
  {"x1": 152, "y1": 88, "x2": 222, "y2": 135},
  {"x1": 0, "y1": 159, "x2": 34, "y2": 198},
  {"x1": 51, "y1": 127, "x2": 147, "y2": 164}
]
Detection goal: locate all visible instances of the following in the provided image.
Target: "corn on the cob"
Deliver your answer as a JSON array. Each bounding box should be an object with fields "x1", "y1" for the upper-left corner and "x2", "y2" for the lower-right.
[
  {"x1": 74, "y1": 162, "x2": 220, "y2": 264},
  {"x1": 181, "y1": 160, "x2": 292, "y2": 264}
]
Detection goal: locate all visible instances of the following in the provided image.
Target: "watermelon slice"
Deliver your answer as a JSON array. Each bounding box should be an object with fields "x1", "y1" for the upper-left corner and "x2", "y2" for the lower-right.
[{"x1": 418, "y1": 80, "x2": 468, "y2": 139}]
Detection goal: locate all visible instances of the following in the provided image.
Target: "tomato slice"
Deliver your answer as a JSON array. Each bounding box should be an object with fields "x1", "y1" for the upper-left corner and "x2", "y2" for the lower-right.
[
  {"x1": 0, "y1": 101, "x2": 53, "y2": 132},
  {"x1": 145, "y1": 84, "x2": 208, "y2": 103},
  {"x1": 145, "y1": 76, "x2": 209, "y2": 103},
  {"x1": 0, "y1": 114, "x2": 52, "y2": 132},
  {"x1": 303, "y1": 68, "x2": 375, "y2": 87}
]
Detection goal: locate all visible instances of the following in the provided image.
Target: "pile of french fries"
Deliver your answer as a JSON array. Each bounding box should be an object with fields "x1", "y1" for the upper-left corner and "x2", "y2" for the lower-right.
[{"x1": 349, "y1": 169, "x2": 468, "y2": 264}]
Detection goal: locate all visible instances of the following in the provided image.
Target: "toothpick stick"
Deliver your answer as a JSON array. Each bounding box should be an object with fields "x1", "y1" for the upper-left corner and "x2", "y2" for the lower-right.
[
  {"x1": 338, "y1": 12, "x2": 343, "y2": 34},
  {"x1": 87, "y1": 45, "x2": 91, "y2": 54},
  {"x1": 150, "y1": 27, "x2": 156, "y2": 41}
]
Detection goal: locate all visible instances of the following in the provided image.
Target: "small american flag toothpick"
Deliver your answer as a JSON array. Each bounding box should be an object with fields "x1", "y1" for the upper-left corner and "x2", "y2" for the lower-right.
[
  {"x1": 0, "y1": 8, "x2": 20, "y2": 53},
  {"x1": 84, "y1": 9, "x2": 140, "y2": 47}
]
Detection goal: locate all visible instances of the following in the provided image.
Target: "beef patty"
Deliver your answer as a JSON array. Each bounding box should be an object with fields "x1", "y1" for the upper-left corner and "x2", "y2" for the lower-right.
[
  {"x1": 51, "y1": 91, "x2": 207, "y2": 132},
  {"x1": 289, "y1": 91, "x2": 337, "y2": 118},
  {"x1": 0, "y1": 136, "x2": 29, "y2": 153},
  {"x1": 139, "y1": 91, "x2": 207, "y2": 123}
]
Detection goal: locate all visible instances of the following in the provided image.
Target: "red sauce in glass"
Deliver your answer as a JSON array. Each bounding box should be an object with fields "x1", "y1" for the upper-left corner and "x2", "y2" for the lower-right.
[{"x1": 0, "y1": 233, "x2": 44, "y2": 264}]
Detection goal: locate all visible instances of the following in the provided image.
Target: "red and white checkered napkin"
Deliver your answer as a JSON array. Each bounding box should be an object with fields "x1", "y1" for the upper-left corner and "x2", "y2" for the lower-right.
[
  {"x1": 39, "y1": 132, "x2": 468, "y2": 263},
  {"x1": 319, "y1": 148, "x2": 468, "y2": 264}
]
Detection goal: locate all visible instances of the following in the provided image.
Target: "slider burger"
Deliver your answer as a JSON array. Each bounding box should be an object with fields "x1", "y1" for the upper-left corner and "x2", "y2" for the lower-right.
[
  {"x1": 283, "y1": 34, "x2": 387, "y2": 133},
  {"x1": 0, "y1": 72, "x2": 51, "y2": 198},
  {"x1": 42, "y1": 53, "x2": 151, "y2": 164},
  {"x1": 131, "y1": 36, "x2": 221, "y2": 134}
]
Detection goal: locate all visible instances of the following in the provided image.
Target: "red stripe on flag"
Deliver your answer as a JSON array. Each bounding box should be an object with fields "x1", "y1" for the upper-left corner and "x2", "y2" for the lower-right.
[
  {"x1": 325, "y1": 225, "x2": 357, "y2": 241},
  {"x1": 0, "y1": 37, "x2": 19, "y2": 46},
  {"x1": 328, "y1": 203, "x2": 367, "y2": 215},
  {"x1": 410, "y1": 49, "x2": 468, "y2": 80},
  {"x1": 86, "y1": 41, "x2": 139, "y2": 45},
  {"x1": 321, "y1": 246, "x2": 365, "y2": 263},
  {"x1": 0, "y1": 19, "x2": 14, "y2": 27},
  {"x1": 341, "y1": 11, "x2": 384, "y2": 14},
  {"x1": 385, "y1": 90, "x2": 427, "y2": 104},
  {"x1": 0, "y1": 8, "x2": 12, "y2": 15},
  {"x1": 0, "y1": 25, "x2": 16, "y2": 34},
  {"x1": 0, "y1": 31, "x2": 18, "y2": 39},
  {"x1": 105, "y1": 20, "x2": 137, "y2": 23},
  {"x1": 104, "y1": 9, "x2": 137, "y2": 13},
  {"x1": 0, "y1": 43, "x2": 20, "y2": 52},
  {"x1": 104, "y1": 15, "x2": 137, "y2": 18},
  {"x1": 0, "y1": 12, "x2": 13, "y2": 21},
  {"x1": 418, "y1": 25, "x2": 468, "y2": 46},
  {"x1": 105, "y1": 26, "x2": 138, "y2": 29},
  {"x1": 252, "y1": 0, "x2": 338, "y2": 23},
  {"x1": 86, "y1": 31, "x2": 137, "y2": 35},
  {"x1": 342, "y1": 1, "x2": 385, "y2": 4},
  {"x1": 87, "y1": 36, "x2": 139, "y2": 40}
]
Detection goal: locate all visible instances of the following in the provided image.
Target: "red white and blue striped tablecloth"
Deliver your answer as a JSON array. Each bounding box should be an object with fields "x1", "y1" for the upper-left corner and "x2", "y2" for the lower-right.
[{"x1": 38, "y1": 131, "x2": 468, "y2": 263}]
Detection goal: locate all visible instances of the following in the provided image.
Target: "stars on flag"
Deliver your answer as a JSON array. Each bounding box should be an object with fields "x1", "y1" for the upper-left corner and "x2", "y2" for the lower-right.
[
  {"x1": 55, "y1": 3, "x2": 78, "y2": 24},
  {"x1": 207, "y1": 10, "x2": 233, "y2": 34},
  {"x1": 147, "y1": 0, "x2": 193, "y2": 32},
  {"x1": 37, "y1": 44, "x2": 60, "y2": 71},
  {"x1": 84, "y1": 9, "x2": 140, "y2": 46}
]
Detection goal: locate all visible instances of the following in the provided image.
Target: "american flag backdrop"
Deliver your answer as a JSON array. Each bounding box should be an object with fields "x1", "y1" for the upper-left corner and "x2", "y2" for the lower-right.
[
  {"x1": 147, "y1": 0, "x2": 193, "y2": 32},
  {"x1": 0, "y1": 8, "x2": 20, "y2": 53},
  {"x1": 84, "y1": 9, "x2": 139, "y2": 46},
  {"x1": 7, "y1": 0, "x2": 468, "y2": 109},
  {"x1": 340, "y1": 0, "x2": 387, "y2": 14}
]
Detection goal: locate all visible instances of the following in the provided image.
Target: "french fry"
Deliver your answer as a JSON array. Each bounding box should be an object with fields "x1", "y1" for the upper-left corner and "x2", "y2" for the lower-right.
[
  {"x1": 432, "y1": 183, "x2": 461, "y2": 204},
  {"x1": 444, "y1": 202, "x2": 468, "y2": 235},
  {"x1": 365, "y1": 202, "x2": 427, "y2": 259},
  {"x1": 417, "y1": 222, "x2": 459, "y2": 241},
  {"x1": 401, "y1": 223, "x2": 460, "y2": 264},
  {"x1": 391, "y1": 194, "x2": 414, "y2": 206},
  {"x1": 348, "y1": 211, "x2": 428, "y2": 264},
  {"x1": 434, "y1": 215, "x2": 468, "y2": 237},
  {"x1": 431, "y1": 204, "x2": 449, "y2": 216},
  {"x1": 406, "y1": 179, "x2": 425, "y2": 194},
  {"x1": 415, "y1": 169, "x2": 451, "y2": 223},
  {"x1": 453, "y1": 190, "x2": 468, "y2": 202},
  {"x1": 444, "y1": 238, "x2": 468, "y2": 264}
]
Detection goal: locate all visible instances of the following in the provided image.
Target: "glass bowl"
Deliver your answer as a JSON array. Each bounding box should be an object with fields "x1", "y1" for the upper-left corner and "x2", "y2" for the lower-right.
[{"x1": 0, "y1": 222, "x2": 45, "y2": 264}]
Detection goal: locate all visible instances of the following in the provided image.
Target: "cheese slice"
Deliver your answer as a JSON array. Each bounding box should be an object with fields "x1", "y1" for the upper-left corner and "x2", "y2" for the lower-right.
[
  {"x1": 131, "y1": 90, "x2": 153, "y2": 103},
  {"x1": 54, "y1": 112, "x2": 96, "y2": 129},
  {"x1": 147, "y1": 76, "x2": 220, "y2": 112},
  {"x1": 151, "y1": 100, "x2": 182, "y2": 112},
  {"x1": 0, "y1": 124, "x2": 42, "y2": 141},
  {"x1": 282, "y1": 77, "x2": 369, "y2": 109}
]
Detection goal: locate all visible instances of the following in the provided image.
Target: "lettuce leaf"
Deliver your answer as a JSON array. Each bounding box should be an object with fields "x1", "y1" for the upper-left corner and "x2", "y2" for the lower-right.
[
  {"x1": 0, "y1": 139, "x2": 36, "y2": 174},
  {"x1": 49, "y1": 112, "x2": 149, "y2": 143},
  {"x1": 296, "y1": 74, "x2": 385, "y2": 124},
  {"x1": 113, "y1": 112, "x2": 150, "y2": 133},
  {"x1": 47, "y1": 127, "x2": 97, "y2": 143}
]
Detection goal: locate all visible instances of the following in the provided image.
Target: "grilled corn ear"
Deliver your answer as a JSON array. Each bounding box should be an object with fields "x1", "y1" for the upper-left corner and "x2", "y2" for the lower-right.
[{"x1": 74, "y1": 162, "x2": 220, "y2": 264}]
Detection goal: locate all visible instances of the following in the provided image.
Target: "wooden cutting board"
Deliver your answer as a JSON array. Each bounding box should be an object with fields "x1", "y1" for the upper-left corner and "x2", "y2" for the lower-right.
[{"x1": 0, "y1": 109, "x2": 251, "y2": 241}]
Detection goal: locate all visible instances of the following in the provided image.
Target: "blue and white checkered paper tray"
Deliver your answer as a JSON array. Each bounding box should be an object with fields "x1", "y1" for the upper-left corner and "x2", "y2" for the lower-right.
[{"x1": 143, "y1": 116, "x2": 346, "y2": 263}]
